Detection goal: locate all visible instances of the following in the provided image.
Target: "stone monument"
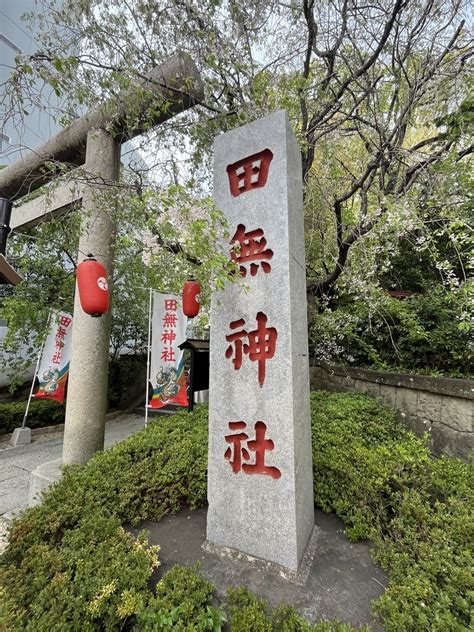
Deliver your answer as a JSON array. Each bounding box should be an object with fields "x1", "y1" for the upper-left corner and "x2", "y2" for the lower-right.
[{"x1": 207, "y1": 110, "x2": 314, "y2": 572}]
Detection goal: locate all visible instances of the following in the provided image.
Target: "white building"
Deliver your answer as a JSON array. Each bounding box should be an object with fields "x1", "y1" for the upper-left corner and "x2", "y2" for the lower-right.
[{"x1": 0, "y1": 1, "x2": 64, "y2": 164}]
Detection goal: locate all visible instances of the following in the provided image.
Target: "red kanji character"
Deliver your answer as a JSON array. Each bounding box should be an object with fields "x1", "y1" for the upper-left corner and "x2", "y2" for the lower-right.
[
  {"x1": 225, "y1": 312, "x2": 277, "y2": 386},
  {"x1": 164, "y1": 299, "x2": 178, "y2": 311},
  {"x1": 227, "y1": 149, "x2": 273, "y2": 197},
  {"x1": 162, "y1": 313, "x2": 178, "y2": 327},
  {"x1": 224, "y1": 421, "x2": 249, "y2": 474},
  {"x1": 161, "y1": 346, "x2": 176, "y2": 362},
  {"x1": 231, "y1": 224, "x2": 273, "y2": 277},
  {"x1": 224, "y1": 420, "x2": 281, "y2": 479},
  {"x1": 225, "y1": 318, "x2": 247, "y2": 371},
  {"x1": 55, "y1": 340, "x2": 65, "y2": 351},
  {"x1": 246, "y1": 312, "x2": 277, "y2": 386},
  {"x1": 161, "y1": 330, "x2": 176, "y2": 344},
  {"x1": 242, "y1": 421, "x2": 281, "y2": 479},
  {"x1": 59, "y1": 315, "x2": 72, "y2": 328},
  {"x1": 52, "y1": 351, "x2": 62, "y2": 364},
  {"x1": 56, "y1": 326, "x2": 67, "y2": 340}
]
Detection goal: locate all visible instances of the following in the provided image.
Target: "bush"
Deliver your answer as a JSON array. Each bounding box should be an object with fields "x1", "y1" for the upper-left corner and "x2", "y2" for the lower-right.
[
  {"x1": 0, "y1": 515, "x2": 159, "y2": 630},
  {"x1": 0, "y1": 407, "x2": 209, "y2": 630},
  {"x1": 227, "y1": 588, "x2": 367, "y2": 631},
  {"x1": 134, "y1": 565, "x2": 226, "y2": 631},
  {"x1": 310, "y1": 285, "x2": 473, "y2": 377},
  {"x1": 1, "y1": 393, "x2": 472, "y2": 630},
  {"x1": 311, "y1": 391, "x2": 473, "y2": 631},
  {"x1": 0, "y1": 398, "x2": 64, "y2": 435}
]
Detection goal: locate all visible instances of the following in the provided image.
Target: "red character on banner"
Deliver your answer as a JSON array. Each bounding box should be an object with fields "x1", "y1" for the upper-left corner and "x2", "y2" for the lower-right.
[
  {"x1": 59, "y1": 315, "x2": 72, "y2": 328},
  {"x1": 161, "y1": 347, "x2": 176, "y2": 362},
  {"x1": 225, "y1": 312, "x2": 278, "y2": 386},
  {"x1": 165, "y1": 299, "x2": 178, "y2": 311},
  {"x1": 163, "y1": 313, "x2": 178, "y2": 328},
  {"x1": 227, "y1": 149, "x2": 273, "y2": 197},
  {"x1": 224, "y1": 420, "x2": 281, "y2": 479},
  {"x1": 52, "y1": 351, "x2": 61, "y2": 364},
  {"x1": 231, "y1": 224, "x2": 273, "y2": 277},
  {"x1": 161, "y1": 299, "x2": 179, "y2": 363},
  {"x1": 161, "y1": 330, "x2": 176, "y2": 344}
]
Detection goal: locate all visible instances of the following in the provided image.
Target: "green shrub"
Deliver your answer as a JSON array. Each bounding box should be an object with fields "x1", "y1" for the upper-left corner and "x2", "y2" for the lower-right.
[
  {"x1": 311, "y1": 391, "x2": 473, "y2": 631},
  {"x1": 228, "y1": 587, "x2": 273, "y2": 631},
  {"x1": 1, "y1": 393, "x2": 472, "y2": 631},
  {"x1": 310, "y1": 285, "x2": 473, "y2": 377},
  {"x1": 134, "y1": 564, "x2": 226, "y2": 631},
  {"x1": 0, "y1": 515, "x2": 159, "y2": 630},
  {"x1": 0, "y1": 398, "x2": 64, "y2": 435},
  {"x1": 227, "y1": 588, "x2": 368, "y2": 631},
  {"x1": 311, "y1": 391, "x2": 432, "y2": 540}
]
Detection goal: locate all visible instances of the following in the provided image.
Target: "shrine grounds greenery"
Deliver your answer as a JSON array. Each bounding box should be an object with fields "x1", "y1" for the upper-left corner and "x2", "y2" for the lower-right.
[
  {"x1": 0, "y1": 399, "x2": 64, "y2": 436},
  {"x1": 1, "y1": 392, "x2": 472, "y2": 631}
]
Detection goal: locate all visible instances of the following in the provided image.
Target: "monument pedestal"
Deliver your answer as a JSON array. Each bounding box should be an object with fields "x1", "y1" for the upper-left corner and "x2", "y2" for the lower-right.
[{"x1": 203, "y1": 524, "x2": 320, "y2": 585}]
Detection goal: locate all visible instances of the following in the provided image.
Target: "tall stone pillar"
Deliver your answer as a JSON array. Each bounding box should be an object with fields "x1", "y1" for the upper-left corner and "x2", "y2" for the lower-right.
[
  {"x1": 63, "y1": 129, "x2": 120, "y2": 466},
  {"x1": 207, "y1": 110, "x2": 314, "y2": 571}
]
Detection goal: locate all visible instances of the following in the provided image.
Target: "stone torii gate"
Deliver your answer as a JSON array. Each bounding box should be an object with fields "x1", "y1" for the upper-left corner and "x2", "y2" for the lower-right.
[{"x1": 0, "y1": 53, "x2": 203, "y2": 470}]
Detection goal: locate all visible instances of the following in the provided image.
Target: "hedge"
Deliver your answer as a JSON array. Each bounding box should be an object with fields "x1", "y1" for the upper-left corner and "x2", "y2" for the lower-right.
[
  {"x1": 0, "y1": 399, "x2": 64, "y2": 436},
  {"x1": 0, "y1": 355, "x2": 146, "y2": 437},
  {"x1": 1, "y1": 392, "x2": 472, "y2": 630}
]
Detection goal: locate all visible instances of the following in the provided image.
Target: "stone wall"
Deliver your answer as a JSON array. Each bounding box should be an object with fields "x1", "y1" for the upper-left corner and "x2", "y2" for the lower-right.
[{"x1": 310, "y1": 363, "x2": 473, "y2": 460}]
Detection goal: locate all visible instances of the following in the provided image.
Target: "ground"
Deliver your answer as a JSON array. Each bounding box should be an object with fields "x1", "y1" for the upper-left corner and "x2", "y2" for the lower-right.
[{"x1": 0, "y1": 414, "x2": 143, "y2": 546}]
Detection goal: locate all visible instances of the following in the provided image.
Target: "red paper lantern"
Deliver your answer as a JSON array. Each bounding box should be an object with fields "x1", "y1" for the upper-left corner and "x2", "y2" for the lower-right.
[
  {"x1": 182, "y1": 280, "x2": 201, "y2": 318},
  {"x1": 76, "y1": 255, "x2": 109, "y2": 317}
]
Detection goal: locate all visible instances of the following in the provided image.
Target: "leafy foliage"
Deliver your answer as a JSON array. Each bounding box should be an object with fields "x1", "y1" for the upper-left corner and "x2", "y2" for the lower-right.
[
  {"x1": 2, "y1": 0, "x2": 473, "y2": 382},
  {"x1": 0, "y1": 398, "x2": 64, "y2": 435},
  {"x1": 0, "y1": 515, "x2": 160, "y2": 630},
  {"x1": 227, "y1": 588, "x2": 368, "y2": 631},
  {"x1": 0, "y1": 185, "x2": 234, "y2": 383},
  {"x1": 311, "y1": 392, "x2": 473, "y2": 630},
  {"x1": 1, "y1": 394, "x2": 472, "y2": 631},
  {"x1": 310, "y1": 284, "x2": 473, "y2": 376},
  {"x1": 134, "y1": 565, "x2": 226, "y2": 631}
]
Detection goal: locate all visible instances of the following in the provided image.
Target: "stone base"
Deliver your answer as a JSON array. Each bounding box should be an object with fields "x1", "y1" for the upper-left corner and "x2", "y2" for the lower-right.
[
  {"x1": 202, "y1": 525, "x2": 320, "y2": 586},
  {"x1": 9, "y1": 427, "x2": 31, "y2": 447},
  {"x1": 28, "y1": 458, "x2": 63, "y2": 507}
]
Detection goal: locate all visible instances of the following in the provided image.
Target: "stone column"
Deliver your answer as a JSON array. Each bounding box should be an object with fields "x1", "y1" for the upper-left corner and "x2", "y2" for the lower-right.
[
  {"x1": 62, "y1": 129, "x2": 120, "y2": 466},
  {"x1": 207, "y1": 110, "x2": 314, "y2": 571}
]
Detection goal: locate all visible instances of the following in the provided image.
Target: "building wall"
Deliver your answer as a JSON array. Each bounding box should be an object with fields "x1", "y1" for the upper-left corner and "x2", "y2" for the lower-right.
[
  {"x1": 310, "y1": 363, "x2": 473, "y2": 461},
  {"x1": 0, "y1": 1, "x2": 63, "y2": 163}
]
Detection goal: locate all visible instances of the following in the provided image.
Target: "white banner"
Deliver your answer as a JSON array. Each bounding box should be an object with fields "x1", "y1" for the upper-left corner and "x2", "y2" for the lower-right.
[
  {"x1": 149, "y1": 293, "x2": 187, "y2": 408},
  {"x1": 33, "y1": 311, "x2": 73, "y2": 403}
]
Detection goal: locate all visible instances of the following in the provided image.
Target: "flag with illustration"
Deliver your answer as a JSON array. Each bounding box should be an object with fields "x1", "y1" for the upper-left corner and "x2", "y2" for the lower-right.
[
  {"x1": 149, "y1": 292, "x2": 187, "y2": 409},
  {"x1": 33, "y1": 311, "x2": 73, "y2": 403}
]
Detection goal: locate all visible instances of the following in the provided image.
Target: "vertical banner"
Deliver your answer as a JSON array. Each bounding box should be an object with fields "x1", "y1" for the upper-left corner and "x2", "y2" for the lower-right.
[
  {"x1": 149, "y1": 293, "x2": 188, "y2": 409},
  {"x1": 33, "y1": 311, "x2": 73, "y2": 403}
]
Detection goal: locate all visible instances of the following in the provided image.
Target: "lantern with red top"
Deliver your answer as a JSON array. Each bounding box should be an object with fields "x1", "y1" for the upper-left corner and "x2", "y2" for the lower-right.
[
  {"x1": 182, "y1": 279, "x2": 201, "y2": 318},
  {"x1": 226, "y1": 148, "x2": 273, "y2": 197},
  {"x1": 76, "y1": 254, "x2": 110, "y2": 317}
]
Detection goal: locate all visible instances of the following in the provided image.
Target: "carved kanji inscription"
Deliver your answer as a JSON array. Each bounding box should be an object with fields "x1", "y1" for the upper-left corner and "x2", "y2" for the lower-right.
[{"x1": 227, "y1": 149, "x2": 273, "y2": 197}]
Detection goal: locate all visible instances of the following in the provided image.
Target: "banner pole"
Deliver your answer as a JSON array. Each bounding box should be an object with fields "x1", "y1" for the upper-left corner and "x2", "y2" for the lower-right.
[
  {"x1": 22, "y1": 309, "x2": 53, "y2": 429},
  {"x1": 144, "y1": 288, "x2": 153, "y2": 427}
]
